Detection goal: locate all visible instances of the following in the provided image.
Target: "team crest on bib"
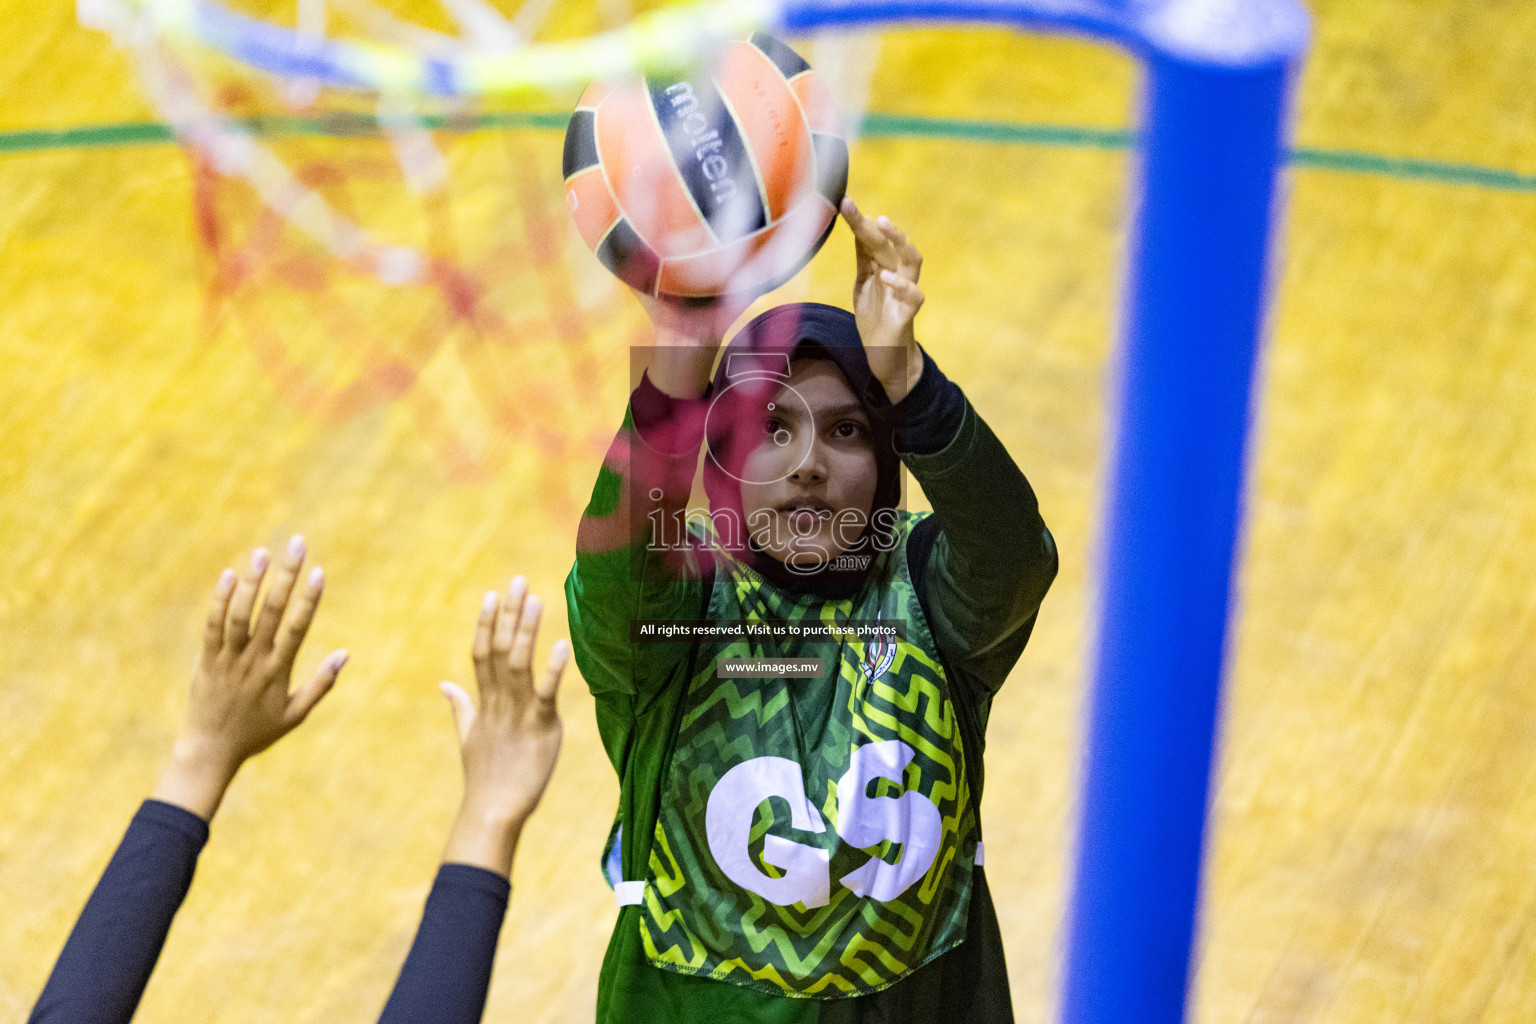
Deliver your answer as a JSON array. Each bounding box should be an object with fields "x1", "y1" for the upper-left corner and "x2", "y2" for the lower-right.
[{"x1": 862, "y1": 612, "x2": 896, "y2": 683}]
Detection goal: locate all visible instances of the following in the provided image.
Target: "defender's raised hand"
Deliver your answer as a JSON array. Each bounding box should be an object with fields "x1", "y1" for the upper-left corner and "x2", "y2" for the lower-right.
[
  {"x1": 842, "y1": 197, "x2": 926, "y2": 403},
  {"x1": 440, "y1": 576, "x2": 569, "y2": 878},
  {"x1": 153, "y1": 536, "x2": 348, "y2": 821}
]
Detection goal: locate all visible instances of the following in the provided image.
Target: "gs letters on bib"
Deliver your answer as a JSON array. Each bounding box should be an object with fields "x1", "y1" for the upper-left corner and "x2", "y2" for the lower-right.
[{"x1": 704, "y1": 741, "x2": 943, "y2": 909}]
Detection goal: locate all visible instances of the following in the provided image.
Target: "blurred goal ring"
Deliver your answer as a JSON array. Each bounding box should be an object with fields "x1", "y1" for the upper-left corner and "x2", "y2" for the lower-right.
[
  {"x1": 84, "y1": 0, "x2": 780, "y2": 96},
  {"x1": 82, "y1": 0, "x2": 1310, "y2": 98}
]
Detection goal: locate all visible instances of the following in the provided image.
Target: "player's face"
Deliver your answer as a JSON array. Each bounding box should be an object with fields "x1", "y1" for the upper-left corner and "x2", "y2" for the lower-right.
[{"x1": 737, "y1": 359, "x2": 879, "y2": 569}]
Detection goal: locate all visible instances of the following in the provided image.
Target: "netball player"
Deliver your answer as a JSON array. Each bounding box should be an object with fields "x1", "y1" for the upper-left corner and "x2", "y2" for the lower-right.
[{"x1": 566, "y1": 198, "x2": 1058, "y2": 1022}]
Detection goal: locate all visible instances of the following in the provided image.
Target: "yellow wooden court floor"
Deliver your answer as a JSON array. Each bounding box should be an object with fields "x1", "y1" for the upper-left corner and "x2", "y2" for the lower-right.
[{"x1": 2, "y1": 1, "x2": 1535, "y2": 1021}]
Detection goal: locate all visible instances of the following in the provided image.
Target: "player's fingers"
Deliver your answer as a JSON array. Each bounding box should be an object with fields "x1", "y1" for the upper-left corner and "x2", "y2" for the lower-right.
[
  {"x1": 880, "y1": 269, "x2": 926, "y2": 309},
  {"x1": 844, "y1": 205, "x2": 889, "y2": 252},
  {"x1": 839, "y1": 195, "x2": 870, "y2": 233},
  {"x1": 440, "y1": 681, "x2": 476, "y2": 744},
  {"x1": 874, "y1": 214, "x2": 904, "y2": 249},
  {"x1": 203, "y1": 568, "x2": 236, "y2": 659},
  {"x1": 225, "y1": 547, "x2": 270, "y2": 654},
  {"x1": 275, "y1": 566, "x2": 325, "y2": 669},
  {"x1": 840, "y1": 198, "x2": 886, "y2": 269},
  {"x1": 508, "y1": 594, "x2": 543, "y2": 684},
  {"x1": 282, "y1": 648, "x2": 347, "y2": 730},
  {"x1": 492, "y1": 576, "x2": 527, "y2": 660},
  {"x1": 471, "y1": 590, "x2": 498, "y2": 690},
  {"x1": 893, "y1": 233, "x2": 923, "y2": 281},
  {"x1": 253, "y1": 534, "x2": 306, "y2": 654},
  {"x1": 536, "y1": 639, "x2": 570, "y2": 721},
  {"x1": 872, "y1": 215, "x2": 919, "y2": 274}
]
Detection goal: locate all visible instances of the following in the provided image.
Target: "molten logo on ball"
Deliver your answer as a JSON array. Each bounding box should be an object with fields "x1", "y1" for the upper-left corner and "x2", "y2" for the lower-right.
[{"x1": 661, "y1": 81, "x2": 741, "y2": 207}]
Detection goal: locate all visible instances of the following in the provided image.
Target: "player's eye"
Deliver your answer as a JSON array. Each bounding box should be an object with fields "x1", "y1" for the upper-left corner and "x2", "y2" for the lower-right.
[
  {"x1": 763, "y1": 416, "x2": 798, "y2": 447},
  {"x1": 831, "y1": 419, "x2": 868, "y2": 440}
]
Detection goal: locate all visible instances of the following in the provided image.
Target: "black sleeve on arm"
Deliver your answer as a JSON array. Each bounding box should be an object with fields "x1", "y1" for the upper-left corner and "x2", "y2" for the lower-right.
[
  {"x1": 376, "y1": 864, "x2": 511, "y2": 1024},
  {"x1": 29, "y1": 800, "x2": 209, "y2": 1024},
  {"x1": 898, "y1": 352, "x2": 1058, "y2": 696},
  {"x1": 891, "y1": 346, "x2": 967, "y2": 457}
]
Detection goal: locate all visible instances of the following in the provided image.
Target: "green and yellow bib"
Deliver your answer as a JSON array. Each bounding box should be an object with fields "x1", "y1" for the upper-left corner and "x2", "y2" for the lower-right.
[{"x1": 623, "y1": 512, "x2": 979, "y2": 998}]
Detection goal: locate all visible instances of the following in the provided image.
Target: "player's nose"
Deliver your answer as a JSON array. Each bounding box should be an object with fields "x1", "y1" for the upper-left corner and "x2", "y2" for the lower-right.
[{"x1": 790, "y1": 441, "x2": 829, "y2": 483}]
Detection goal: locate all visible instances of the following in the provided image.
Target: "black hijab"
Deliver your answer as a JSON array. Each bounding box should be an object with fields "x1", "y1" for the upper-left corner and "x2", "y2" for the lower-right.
[{"x1": 701, "y1": 303, "x2": 903, "y2": 599}]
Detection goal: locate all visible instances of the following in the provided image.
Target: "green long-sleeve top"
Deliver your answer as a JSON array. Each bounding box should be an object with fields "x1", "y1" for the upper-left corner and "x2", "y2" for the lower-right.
[{"x1": 565, "y1": 352, "x2": 1056, "y2": 1023}]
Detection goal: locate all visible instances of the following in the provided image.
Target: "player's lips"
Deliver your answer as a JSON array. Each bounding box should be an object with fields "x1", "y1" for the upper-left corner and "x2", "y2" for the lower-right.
[
  {"x1": 779, "y1": 497, "x2": 834, "y2": 515},
  {"x1": 780, "y1": 499, "x2": 834, "y2": 528}
]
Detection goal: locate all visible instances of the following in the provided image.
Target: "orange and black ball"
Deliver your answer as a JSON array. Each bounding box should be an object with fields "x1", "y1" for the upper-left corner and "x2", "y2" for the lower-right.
[{"x1": 563, "y1": 32, "x2": 849, "y2": 300}]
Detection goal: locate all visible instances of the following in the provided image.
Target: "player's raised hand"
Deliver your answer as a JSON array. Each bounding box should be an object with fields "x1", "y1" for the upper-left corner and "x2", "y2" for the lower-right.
[
  {"x1": 153, "y1": 536, "x2": 348, "y2": 820},
  {"x1": 634, "y1": 290, "x2": 753, "y2": 399},
  {"x1": 842, "y1": 197, "x2": 926, "y2": 403},
  {"x1": 440, "y1": 576, "x2": 569, "y2": 877},
  {"x1": 634, "y1": 289, "x2": 754, "y2": 346}
]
